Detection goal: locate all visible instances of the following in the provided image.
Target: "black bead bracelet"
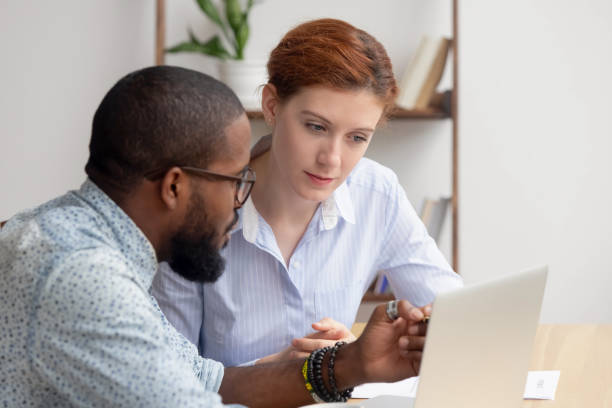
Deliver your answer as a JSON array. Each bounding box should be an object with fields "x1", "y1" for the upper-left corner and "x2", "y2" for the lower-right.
[{"x1": 304, "y1": 342, "x2": 353, "y2": 403}]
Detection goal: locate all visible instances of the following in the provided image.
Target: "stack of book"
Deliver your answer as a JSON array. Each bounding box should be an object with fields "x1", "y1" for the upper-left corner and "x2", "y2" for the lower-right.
[{"x1": 396, "y1": 36, "x2": 451, "y2": 111}]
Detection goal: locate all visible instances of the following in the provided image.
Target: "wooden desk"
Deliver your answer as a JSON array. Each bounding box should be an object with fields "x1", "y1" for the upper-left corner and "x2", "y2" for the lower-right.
[
  {"x1": 523, "y1": 324, "x2": 612, "y2": 407},
  {"x1": 350, "y1": 324, "x2": 612, "y2": 407}
]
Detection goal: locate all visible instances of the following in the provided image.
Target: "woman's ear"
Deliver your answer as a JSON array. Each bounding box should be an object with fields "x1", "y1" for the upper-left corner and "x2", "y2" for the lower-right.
[{"x1": 261, "y1": 83, "x2": 280, "y2": 126}]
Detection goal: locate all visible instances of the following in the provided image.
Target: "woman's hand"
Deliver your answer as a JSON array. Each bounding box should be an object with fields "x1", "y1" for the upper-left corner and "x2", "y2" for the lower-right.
[{"x1": 256, "y1": 317, "x2": 356, "y2": 364}]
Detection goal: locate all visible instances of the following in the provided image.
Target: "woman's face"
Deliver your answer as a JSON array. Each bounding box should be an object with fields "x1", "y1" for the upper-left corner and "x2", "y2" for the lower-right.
[{"x1": 268, "y1": 86, "x2": 384, "y2": 203}]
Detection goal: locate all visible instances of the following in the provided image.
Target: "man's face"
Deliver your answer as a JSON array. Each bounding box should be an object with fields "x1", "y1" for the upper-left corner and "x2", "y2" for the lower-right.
[{"x1": 169, "y1": 114, "x2": 251, "y2": 283}]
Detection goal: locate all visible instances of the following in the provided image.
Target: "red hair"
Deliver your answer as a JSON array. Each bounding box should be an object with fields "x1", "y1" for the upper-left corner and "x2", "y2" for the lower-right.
[{"x1": 267, "y1": 19, "x2": 398, "y2": 119}]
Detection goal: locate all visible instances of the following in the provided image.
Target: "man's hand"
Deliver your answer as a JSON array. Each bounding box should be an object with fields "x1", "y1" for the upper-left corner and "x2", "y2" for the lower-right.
[
  {"x1": 219, "y1": 302, "x2": 431, "y2": 407},
  {"x1": 334, "y1": 300, "x2": 431, "y2": 388},
  {"x1": 256, "y1": 318, "x2": 356, "y2": 364}
]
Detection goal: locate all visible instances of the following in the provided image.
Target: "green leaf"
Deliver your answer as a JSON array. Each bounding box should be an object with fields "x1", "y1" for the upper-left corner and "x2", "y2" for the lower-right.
[
  {"x1": 225, "y1": 0, "x2": 243, "y2": 35},
  {"x1": 195, "y1": 0, "x2": 225, "y2": 29},
  {"x1": 166, "y1": 35, "x2": 232, "y2": 59},
  {"x1": 235, "y1": 20, "x2": 249, "y2": 59},
  {"x1": 188, "y1": 27, "x2": 202, "y2": 44},
  {"x1": 165, "y1": 41, "x2": 205, "y2": 53},
  {"x1": 201, "y1": 35, "x2": 233, "y2": 58}
]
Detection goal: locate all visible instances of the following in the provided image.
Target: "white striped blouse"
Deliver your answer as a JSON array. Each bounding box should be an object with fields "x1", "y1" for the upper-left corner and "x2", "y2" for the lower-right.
[{"x1": 152, "y1": 157, "x2": 463, "y2": 367}]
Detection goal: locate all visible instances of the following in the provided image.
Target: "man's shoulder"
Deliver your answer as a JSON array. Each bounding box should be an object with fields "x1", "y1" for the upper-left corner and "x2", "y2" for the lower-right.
[
  {"x1": 38, "y1": 193, "x2": 112, "y2": 247},
  {"x1": 1, "y1": 191, "x2": 129, "y2": 293},
  {"x1": 13, "y1": 194, "x2": 120, "y2": 264}
]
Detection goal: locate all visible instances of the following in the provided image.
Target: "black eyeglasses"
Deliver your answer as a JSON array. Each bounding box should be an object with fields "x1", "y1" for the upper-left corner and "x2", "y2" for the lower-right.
[{"x1": 144, "y1": 166, "x2": 256, "y2": 206}]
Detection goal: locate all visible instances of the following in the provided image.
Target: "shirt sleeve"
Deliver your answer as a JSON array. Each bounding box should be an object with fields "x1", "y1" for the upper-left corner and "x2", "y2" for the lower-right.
[
  {"x1": 375, "y1": 175, "x2": 463, "y2": 306},
  {"x1": 29, "y1": 250, "x2": 230, "y2": 407},
  {"x1": 152, "y1": 261, "x2": 205, "y2": 350}
]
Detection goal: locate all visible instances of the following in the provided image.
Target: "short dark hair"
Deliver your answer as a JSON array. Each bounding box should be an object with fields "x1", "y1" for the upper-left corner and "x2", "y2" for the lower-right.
[{"x1": 85, "y1": 65, "x2": 244, "y2": 192}]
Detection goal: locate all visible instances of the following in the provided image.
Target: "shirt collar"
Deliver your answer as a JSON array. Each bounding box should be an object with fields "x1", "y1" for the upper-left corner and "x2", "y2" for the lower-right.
[
  {"x1": 236, "y1": 180, "x2": 356, "y2": 244},
  {"x1": 76, "y1": 179, "x2": 159, "y2": 289},
  {"x1": 327, "y1": 180, "x2": 356, "y2": 227},
  {"x1": 239, "y1": 196, "x2": 259, "y2": 243}
]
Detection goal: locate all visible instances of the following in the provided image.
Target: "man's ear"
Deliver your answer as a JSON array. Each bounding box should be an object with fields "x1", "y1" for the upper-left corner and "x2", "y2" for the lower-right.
[
  {"x1": 261, "y1": 83, "x2": 280, "y2": 126},
  {"x1": 159, "y1": 167, "x2": 188, "y2": 210}
]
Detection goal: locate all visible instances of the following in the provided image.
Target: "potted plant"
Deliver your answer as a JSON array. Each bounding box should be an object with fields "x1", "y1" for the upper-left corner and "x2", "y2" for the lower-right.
[{"x1": 167, "y1": 0, "x2": 266, "y2": 109}]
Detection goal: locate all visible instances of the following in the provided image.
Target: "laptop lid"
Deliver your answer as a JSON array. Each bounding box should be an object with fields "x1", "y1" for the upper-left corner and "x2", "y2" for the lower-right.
[{"x1": 413, "y1": 265, "x2": 548, "y2": 408}]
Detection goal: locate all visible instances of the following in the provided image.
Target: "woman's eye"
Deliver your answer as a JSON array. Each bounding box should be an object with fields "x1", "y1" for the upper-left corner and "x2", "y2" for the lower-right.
[
  {"x1": 352, "y1": 134, "x2": 368, "y2": 143},
  {"x1": 307, "y1": 123, "x2": 325, "y2": 132}
]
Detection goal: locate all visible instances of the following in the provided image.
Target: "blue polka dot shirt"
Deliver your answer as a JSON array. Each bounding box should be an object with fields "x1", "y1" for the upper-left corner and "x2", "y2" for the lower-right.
[{"x1": 0, "y1": 179, "x2": 236, "y2": 407}]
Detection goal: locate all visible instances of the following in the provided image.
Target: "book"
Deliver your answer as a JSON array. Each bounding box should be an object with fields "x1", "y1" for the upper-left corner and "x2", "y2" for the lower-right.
[
  {"x1": 396, "y1": 36, "x2": 451, "y2": 110},
  {"x1": 373, "y1": 272, "x2": 389, "y2": 294},
  {"x1": 420, "y1": 196, "x2": 451, "y2": 243}
]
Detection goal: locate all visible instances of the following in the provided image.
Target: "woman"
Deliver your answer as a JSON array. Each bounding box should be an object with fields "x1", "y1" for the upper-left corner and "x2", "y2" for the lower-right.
[{"x1": 153, "y1": 18, "x2": 462, "y2": 366}]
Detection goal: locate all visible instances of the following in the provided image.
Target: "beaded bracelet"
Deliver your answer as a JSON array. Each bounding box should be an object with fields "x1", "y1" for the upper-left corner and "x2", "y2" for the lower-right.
[
  {"x1": 301, "y1": 358, "x2": 324, "y2": 403},
  {"x1": 310, "y1": 346, "x2": 333, "y2": 401},
  {"x1": 303, "y1": 343, "x2": 354, "y2": 403},
  {"x1": 328, "y1": 341, "x2": 354, "y2": 402}
]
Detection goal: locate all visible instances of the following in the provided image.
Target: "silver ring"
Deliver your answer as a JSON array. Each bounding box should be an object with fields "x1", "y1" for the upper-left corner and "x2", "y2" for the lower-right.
[{"x1": 386, "y1": 300, "x2": 399, "y2": 321}]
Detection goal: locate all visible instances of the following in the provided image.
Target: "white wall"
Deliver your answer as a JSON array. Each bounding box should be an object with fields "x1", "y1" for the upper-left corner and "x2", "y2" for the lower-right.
[
  {"x1": 1, "y1": 1, "x2": 610, "y2": 322},
  {"x1": 0, "y1": 0, "x2": 155, "y2": 217},
  {"x1": 460, "y1": 0, "x2": 612, "y2": 323}
]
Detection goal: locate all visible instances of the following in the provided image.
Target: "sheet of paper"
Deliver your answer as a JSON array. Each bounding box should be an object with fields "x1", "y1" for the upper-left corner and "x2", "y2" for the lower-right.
[
  {"x1": 353, "y1": 370, "x2": 560, "y2": 400},
  {"x1": 352, "y1": 377, "x2": 419, "y2": 398}
]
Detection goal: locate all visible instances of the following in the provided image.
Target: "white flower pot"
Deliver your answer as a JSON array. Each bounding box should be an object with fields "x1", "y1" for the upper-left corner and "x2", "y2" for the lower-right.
[{"x1": 218, "y1": 59, "x2": 268, "y2": 111}]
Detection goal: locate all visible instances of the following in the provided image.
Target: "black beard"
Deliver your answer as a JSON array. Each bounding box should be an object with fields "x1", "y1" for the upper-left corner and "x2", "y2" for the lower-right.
[
  {"x1": 168, "y1": 230, "x2": 226, "y2": 283},
  {"x1": 168, "y1": 191, "x2": 228, "y2": 284}
]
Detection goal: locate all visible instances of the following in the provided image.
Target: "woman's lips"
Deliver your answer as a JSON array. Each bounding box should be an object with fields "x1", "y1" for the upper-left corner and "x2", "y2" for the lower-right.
[{"x1": 305, "y1": 171, "x2": 334, "y2": 186}]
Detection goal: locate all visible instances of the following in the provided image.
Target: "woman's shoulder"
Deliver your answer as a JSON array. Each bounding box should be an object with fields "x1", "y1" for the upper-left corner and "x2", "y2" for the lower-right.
[{"x1": 345, "y1": 157, "x2": 399, "y2": 196}]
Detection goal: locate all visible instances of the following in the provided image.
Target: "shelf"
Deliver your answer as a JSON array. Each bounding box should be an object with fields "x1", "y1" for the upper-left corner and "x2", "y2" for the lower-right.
[
  {"x1": 361, "y1": 292, "x2": 395, "y2": 302},
  {"x1": 246, "y1": 105, "x2": 450, "y2": 121},
  {"x1": 246, "y1": 110, "x2": 264, "y2": 119},
  {"x1": 389, "y1": 106, "x2": 450, "y2": 119}
]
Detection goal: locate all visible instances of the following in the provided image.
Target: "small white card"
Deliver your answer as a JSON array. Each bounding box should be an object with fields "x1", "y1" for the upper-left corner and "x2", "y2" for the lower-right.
[
  {"x1": 353, "y1": 370, "x2": 561, "y2": 400},
  {"x1": 523, "y1": 370, "x2": 561, "y2": 400}
]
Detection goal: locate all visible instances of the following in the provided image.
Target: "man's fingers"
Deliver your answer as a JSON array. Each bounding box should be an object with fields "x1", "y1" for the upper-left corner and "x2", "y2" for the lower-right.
[
  {"x1": 398, "y1": 349, "x2": 423, "y2": 364},
  {"x1": 405, "y1": 320, "x2": 429, "y2": 336},
  {"x1": 397, "y1": 300, "x2": 425, "y2": 323},
  {"x1": 400, "y1": 351, "x2": 423, "y2": 375},
  {"x1": 398, "y1": 335, "x2": 425, "y2": 351},
  {"x1": 373, "y1": 300, "x2": 425, "y2": 324}
]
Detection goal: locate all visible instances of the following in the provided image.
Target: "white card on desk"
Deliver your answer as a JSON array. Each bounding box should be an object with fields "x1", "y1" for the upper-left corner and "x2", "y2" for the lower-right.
[
  {"x1": 353, "y1": 370, "x2": 561, "y2": 401},
  {"x1": 523, "y1": 370, "x2": 561, "y2": 400}
]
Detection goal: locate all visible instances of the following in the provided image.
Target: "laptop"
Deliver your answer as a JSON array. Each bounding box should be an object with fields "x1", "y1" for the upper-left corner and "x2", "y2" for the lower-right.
[{"x1": 362, "y1": 265, "x2": 548, "y2": 408}]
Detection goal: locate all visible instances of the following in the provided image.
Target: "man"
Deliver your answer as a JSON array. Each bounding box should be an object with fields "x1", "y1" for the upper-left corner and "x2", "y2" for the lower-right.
[{"x1": 0, "y1": 66, "x2": 428, "y2": 407}]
